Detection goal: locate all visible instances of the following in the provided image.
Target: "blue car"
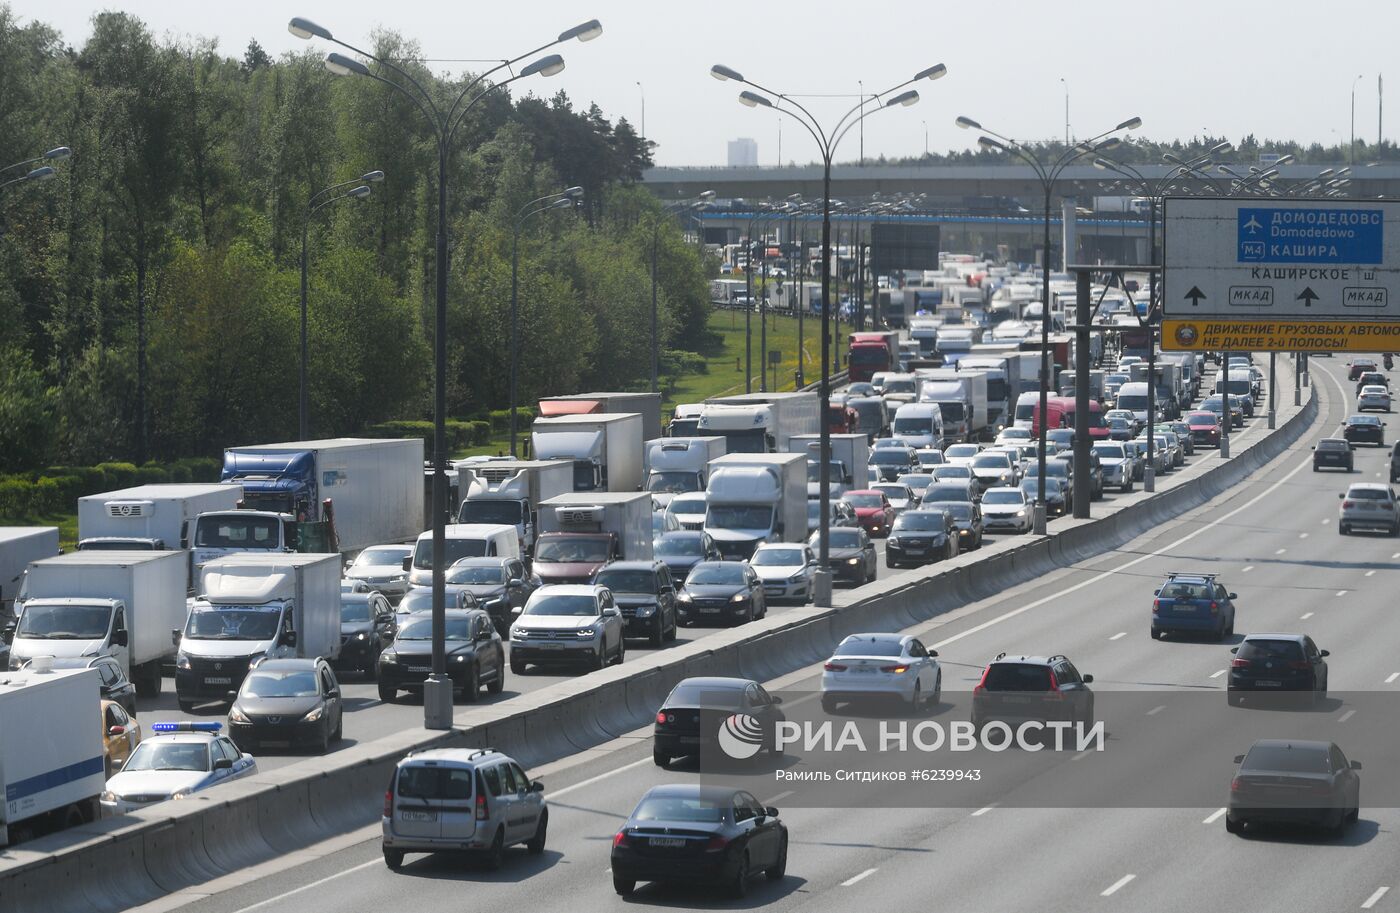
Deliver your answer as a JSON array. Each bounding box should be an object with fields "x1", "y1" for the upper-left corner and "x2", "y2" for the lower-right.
[{"x1": 1151, "y1": 573, "x2": 1236, "y2": 641}]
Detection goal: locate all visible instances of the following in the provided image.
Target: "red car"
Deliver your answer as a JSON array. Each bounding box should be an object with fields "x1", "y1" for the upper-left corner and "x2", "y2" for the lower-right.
[
  {"x1": 1348, "y1": 358, "x2": 1377, "y2": 381},
  {"x1": 841, "y1": 489, "x2": 897, "y2": 538},
  {"x1": 1185, "y1": 410, "x2": 1221, "y2": 447}
]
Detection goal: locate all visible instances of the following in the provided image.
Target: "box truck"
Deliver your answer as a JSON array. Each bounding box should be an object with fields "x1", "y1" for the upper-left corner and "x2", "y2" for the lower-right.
[
  {"x1": 918, "y1": 368, "x2": 990, "y2": 443},
  {"x1": 8, "y1": 551, "x2": 187, "y2": 697},
  {"x1": 908, "y1": 318, "x2": 941, "y2": 356},
  {"x1": 455, "y1": 460, "x2": 574, "y2": 557},
  {"x1": 0, "y1": 667, "x2": 104, "y2": 846},
  {"x1": 644, "y1": 437, "x2": 727, "y2": 507},
  {"x1": 533, "y1": 492, "x2": 653, "y2": 585},
  {"x1": 175, "y1": 552, "x2": 341, "y2": 709},
  {"x1": 846, "y1": 331, "x2": 901, "y2": 383},
  {"x1": 788, "y1": 433, "x2": 870, "y2": 499},
  {"x1": 701, "y1": 391, "x2": 820, "y2": 453},
  {"x1": 539, "y1": 392, "x2": 663, "y2": 444},
  {"x1": 77, "y1": 484, "x2": 243, "y2": 553},
  {"x1": 703, "y1": 453, "x2": 807, "y2": 560},
  {"x1": 531, "y1": 413, "x2": 645, "y2": 493},
  {"x1": 0, "y1": 527, "x2": 58, "y2": 620}
]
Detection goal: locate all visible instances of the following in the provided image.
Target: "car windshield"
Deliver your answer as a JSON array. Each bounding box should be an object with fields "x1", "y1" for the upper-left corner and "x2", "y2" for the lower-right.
[
  {"x1": 242, "y1": 670, "x2": 319, "y2": 698},
  {"x1": 632, "y1": 795, "x2": 726, "y2": 823},
  {"x1": 1350, "y1": 416, "x2": 1381, "y2": 426},
  {"x1": 1238, "y1": 639, "x2": 1305, "y2": 662},
  {"x1": 899, "y1": 474, "x2": 934, "y2": 489},
  {"x1": 945, "y1": 445, "x2": 980, "y2": 460},
  {"x1": 535, "y1": 538, "x2": 610, "y2": 563},
  {"x1": 982, "y1": 490, "x2": 1024, "y2": 505},
  {"x1": 1047, "y1": 430, "x2": 1074, "y2": 445},
  {"x1": 972, "y1": 454, "x2": 1011, "y2": 469},
  {"x1": 1026, "y1": 462, "x2": 1068, "y2": 478},
  {"x1": 398, "y1": 590, "x2": 434, "y2": 613},
  {"x1": 916, "y1": 451, "x2": 946, "y2": 466},
  {"x1": 655, "y1": 537, "x2": 703, "y2": 557},
  {"x1": 523, "y1": 594, "x2": 598, "y2": 617},
  {"x1": 844, "y1": 494, "x2": 882, "y2": 508},
  {"x1": 594, "y1": 569, "x2": 656, "y2": 594},
  {"x1": 670, "y1": 495, "x2": 706, "y2": 514},
  {"x1": 936, "y1": 466, "x2": 972, "y2": 478},
  {"x1": 1317, "y1": 440, "x2": 1348, "y2": 451},
  {"x1": 927, "y1": 501, "x2": 973, "y2": 519},
  {"x1": 1022, "y1": 478, "x2": 1062, "y2": 495},
  {"x1": 398, "y1": 615, "x2": 475, "y2": 640},
  {"x1": 1094, "y1": 445, "x2": 1127, "y2": 459},
  {"x1": 648, "y1": 471, "x2": 700, "y2": 494},
  {"x1": 752, "y1": 548, "x2": 805, "y2": 566},
  {"x1": 999, "y1": 429, "x2": 1030, "y2": 441},
  {"x1": 124, "y1": 741, "x2": 210, "y2": 772},
  {"x1": 184, "y1": 607, "x2": 281, "y2": 641},
  {"x1": 983, "y1": 663, "x2": 1053, "y2": 691},
  {"x1": 869, "y1": 450, "x2": 911, "y2": 466},
  {"x1": 354, "y1": 547, "x2": 409, "y2": 567},
  {"x1": 15, "y1": 603, "x2": 111, "y2": 639},
  {"x1": 893, "y1": 511, "x2": 946, "y2": 531},
  {"x1": 833, "y1": 639, "x2": 903, "y2": 658},
  {"x1": 686, "y1": 564, "x2": 745, "y2": 586},
  {"x1": 1161, "y1": 580, "x2": 1211, "y2": 599},
  {"x1": 194, "y1": 515, "x2": 280, "y2": 549},
  {"x1": 816, "y1": 529, "x2": 863, "y2": 548},
  {"x1": 1243, "y1": 745, "x2": 1330, "y2": 774},
  {"x1": 340, "y1": 599, "x2": 375, "y2": 623},
  {"x1": 923, "y1": 485, "x2": 970, "y2": 503},
  {"x1": 445, "y1": 564, "x2": 506, "y2": 585},
  {"x1": 872, "y1": 486, "x2": 908, "y2": 501},
  {"x1": 413, "y1": 536, "x2": 487, "y2": 569},
  {"x1": 396, "y1": 766, "x2": 475, "y2": 800},
  {"x1": 884, "y1": 379, "x2": 916, "y2": 394}
]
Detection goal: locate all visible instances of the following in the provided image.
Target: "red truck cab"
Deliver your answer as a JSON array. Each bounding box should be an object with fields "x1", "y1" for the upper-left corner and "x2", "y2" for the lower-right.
[{"x1": 847, "y1": 331, "x2": 900, "y2": 383}]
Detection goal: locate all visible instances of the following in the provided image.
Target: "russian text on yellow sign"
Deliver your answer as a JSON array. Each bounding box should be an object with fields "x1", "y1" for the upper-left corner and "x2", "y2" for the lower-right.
[{"x1": 1161, "y1": 319, "x2": 1400, "y2": 353}]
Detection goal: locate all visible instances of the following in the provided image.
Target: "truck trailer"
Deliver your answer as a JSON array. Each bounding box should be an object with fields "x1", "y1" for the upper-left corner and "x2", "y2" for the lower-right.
[
  {"x1": 917, "y1": 368, "x2": 990, "y2": 443},
  {"x1": 788, "y1": 433, "x2": 870, "y2": 499},
  {"x1": 539, "y1": 392, "x2": 663, "y2": 444},
  {"x1": 701, "y1": 391, "x2": 820, "y2": 453},
  {"x1": 77, "y1": 484, "x2": 243, "y2": 553},
  {"x1": 455, "y1": 459, "x2": 574, "y2": 557},
  {"x1": 530, "y1": 413, "x2": 645, "y2": 493},
  {"x1": 703, "y1": 453, "x2": 807, "y2": 560},
  {"x1": 0, "y1": 527, "x2": 58, "y2": 620}
]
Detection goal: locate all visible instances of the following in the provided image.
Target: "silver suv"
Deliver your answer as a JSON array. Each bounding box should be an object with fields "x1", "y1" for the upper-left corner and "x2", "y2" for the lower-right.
[
  {"x1": 1338, "y1": 483, "x2": 1400, "y2": 536},
  {"x1": 509, "y1": 584, "x2": 625, "y2": 673},
  {"x1": 382, "y1": 748, "x2": 546, "y2": 870}
]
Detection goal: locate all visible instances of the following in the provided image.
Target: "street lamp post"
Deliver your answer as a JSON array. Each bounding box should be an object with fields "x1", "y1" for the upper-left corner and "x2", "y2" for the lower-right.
[
  {"x1": 0, "y1": 146, "x2": 70, "y2": 194},
  {"x1": 958, "y1": 113, "x2": 1141, "y2": 534},
  {"x1": 294, "y1": 14, "x2": 600, "y2": 730},
  {"x1": 511, "y1": 187, "x2": 583, "y2": 456},
  {"x1": 714, "y1": 61, "x2": 945, "y2": 606},
  {"x1": 300, "y1": 171, "x2": 383, "y2": 440}
]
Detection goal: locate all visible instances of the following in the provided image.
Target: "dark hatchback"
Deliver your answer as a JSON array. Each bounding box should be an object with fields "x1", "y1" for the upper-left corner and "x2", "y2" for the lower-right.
[
  {"x1": 335, "y1": 591, "x2": 395, "y2": 677},
  {"x1": 924, "y1": 499, "x2": 984, "y2": 550},
  {"x1": 1343, "y1": 414, "x2": 1385, "y2": 446},
  {"x1": 1021, "y1": 476, "x2": 1067, "y2": 516},
  {"x1": 970, "y1": 653, "x2": 1094, "y2": 732},
  {"x1": 653, "y1": 676, "x2": 785, "y2": 769},
  {"x1": 227, "y1": 658, "x2": 342, "y2": 753},
  {"x1": 377, "y1": 609, "x2": 505, "y2": 703},
  {"x1": 611, "y1": 784, "x2": 788, "y2": 898},
  {"x1": 885, "y1": 508, "x2": 958, "y2": 568},
  {"x1": 676, "y1": 562, "x2": 765, "y2": 627},
  {"x1": 1228, "y1": 634, "x2": 1329, "y2": 706},
  {"x1": 806, "y1": 526, "x2": 877, "y2": 584},
  {"x1": 1226, "y1": 740, "x2": 1360, "y2": 836},
  {"x1": 1312, "y1": 437, "x2": 1354, "y2": 472}
]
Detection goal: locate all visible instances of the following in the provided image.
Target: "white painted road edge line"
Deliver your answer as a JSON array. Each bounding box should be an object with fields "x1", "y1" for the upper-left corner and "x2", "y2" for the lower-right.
[
  {"x1": 1362, "y1": 886, "x2": 1390, "y2": 909},
  {"x1": 1242, "y1": 565, "x2": 1254, "y2": 572},
  {"x1": 1276, "y1": 548, "x2": 1287, "y2": 554},
  {"x1": 1109, "y1": 632, "x2": 1127, "y2": 641},
  {"x1": 1366, "y1": 570, "x2": 1376, "y2": 577},
  {"x1": 1337, "y1": 590, "x2": 1349, "y2": 597},
  {"x1": 1386, "y1": 672, "x2": 1400, "y2": 684},
  {"x1": 842, "y1": 868, "x2": 878, "y2": 887},
  {"x1": 550, "y1": 756, "x2": 652, "y2": 800},
  {"x1": 1339, "y1": 709, "x2": 1357, "y2": 723},
  {"x1": 228, "y1": 860, "x2": 380, "y2": 913},
  {"x1": 1301, "y1": 612, "x2": 1315, "y2": 620},
  {"x1": 1203, "y1": 808, "x2": 1226, "y2": 824},
  {"x1": 1147, "y1": 705, "x2": 1166, "y2": 716},
  {"x1": 1210, "y1": 670, "x2": 1227, "y2": 679},
  {"x1": 1101, "y1": 874, "x2": 1136, "y2": 897},
  {"x1": 971, "y1": 806, "x2": 995, "y2": 816}
]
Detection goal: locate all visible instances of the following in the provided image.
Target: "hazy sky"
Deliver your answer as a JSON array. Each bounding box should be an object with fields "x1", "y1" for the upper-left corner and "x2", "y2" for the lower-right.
[{"x1": 9, "y1": 0, "x2": 1394, "y2": 167}]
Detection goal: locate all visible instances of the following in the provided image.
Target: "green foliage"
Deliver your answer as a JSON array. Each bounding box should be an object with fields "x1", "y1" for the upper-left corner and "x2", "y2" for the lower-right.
[{"x1": 0, "y1": 455, "x2": 223, "y2": 519}]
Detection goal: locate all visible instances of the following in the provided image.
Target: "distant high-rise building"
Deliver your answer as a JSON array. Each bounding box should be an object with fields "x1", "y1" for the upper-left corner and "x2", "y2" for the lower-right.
[{"x1": 727, "y1": 137, "x2": 758, "y2": 167}]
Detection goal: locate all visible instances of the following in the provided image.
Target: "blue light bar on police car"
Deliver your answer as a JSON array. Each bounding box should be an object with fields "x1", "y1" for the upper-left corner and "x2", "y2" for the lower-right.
[{"x1": 152, "y1": 721, "x2": 222, "y2": 733}]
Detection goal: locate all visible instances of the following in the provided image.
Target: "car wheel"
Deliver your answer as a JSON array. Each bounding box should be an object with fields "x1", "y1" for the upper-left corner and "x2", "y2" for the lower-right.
[
  {"x1": 666, "y1": 611, "x2": 679, "y2": 642},
  {"x1": 649, "y1": 617, "x2": 664, "y2": 648},
  {"x1": 487, "y1": 659, "x2": 504, "y2": 695},
  {"x1": 653, "y1": 746, "x2": 670, "y2": 769},
  {"x1": 317, "y1": 722, "x2": 330, "y2": 754},
  {"x1": 590, "y1": 646, "x2": 606, "y2": 671},
  {"x1": 1150, "y1": 628, "x2": 1162, "y2": 640},
  {"x1": 613, "y1": 875, "x2": 636, "y2": 896},
  {"x1": 526, "y1": 810, "x2": 548, "y2": 855},
  {"x1": 460, "y1": 665, "x2": 479, "y2": 703},
  {"x1": 363, "y1": 649, "x2": 379, "y2": 681},
  {"x1": 907, "y1": 683, "x2": 923, "y2": 717},
  {"x1": 1227, "y1": 693, "x2": 1244, "y2": 707},
  {"x1": 510, "y1": 656, "x2": 527, "y2": 675},
  {"x1": 821, "y1": 694, "x2": 839, "y2": 714},
  {"x1": 1339, "y1": 523, "x2": 1348, "y2": 536},
  {"x1": 383, "y1": 848, "x2": 404, "y2": 870},
  {"x1": 766, "y1": 835, "x2": 788, "y2": 881},
  {"x1": 483, "y1": 827, "x2": 505, "y2": 871},
  {"x1": 377, "y1": 683, "x2": 396, "y2": 703},
  {"x1": 332, "y1": 712, "x2": 343, "y2": 742},
  {"x1": 932, "y1": 673, "x2": 942, "y2": 707},
  {"x1": 1225, "y1": 816, "x2": 1243, "y2": 835},
  {"x1": 730, "y1": 853, "x2": 751, "y2": 898},
  {"x1": 615, "y1": 636, "x2": 626, "y2": 666}
]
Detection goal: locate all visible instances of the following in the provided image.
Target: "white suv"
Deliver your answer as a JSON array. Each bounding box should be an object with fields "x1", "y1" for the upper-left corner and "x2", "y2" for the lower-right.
[
  {"x1": 382, "y1": 748, "x2": 546, "y2": 870},
  {"x1": 1338, "y1": 483, "x2": 1400, "y2": 536},
  {"x1": 509, "y1": 584, "x2": 625, "y2": 673}
]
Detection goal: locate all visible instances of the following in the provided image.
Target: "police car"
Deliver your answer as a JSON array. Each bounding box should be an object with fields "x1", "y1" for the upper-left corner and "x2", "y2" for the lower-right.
[{"x1": 100, "y1": 722, "x2": 257, "y2": 815}]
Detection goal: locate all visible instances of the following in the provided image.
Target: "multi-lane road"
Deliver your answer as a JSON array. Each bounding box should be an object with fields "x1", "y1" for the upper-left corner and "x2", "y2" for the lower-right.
[{"x1": 121, "y1": 358, "x2": 1400, "y2": 913}]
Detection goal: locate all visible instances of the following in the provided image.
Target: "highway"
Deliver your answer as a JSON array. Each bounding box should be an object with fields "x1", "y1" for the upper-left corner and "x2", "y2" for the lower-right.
[{"x1": 118, "y1": 358, "x2": 1400, "y2": 913}]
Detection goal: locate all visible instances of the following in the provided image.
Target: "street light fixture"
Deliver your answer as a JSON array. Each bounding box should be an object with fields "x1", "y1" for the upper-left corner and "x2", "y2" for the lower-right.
[
  {"x1": 297, "y1": 14, "x2": 600, "y2": 731},
  {"x1": 717, "y1": 60, "x2": 946, "y2": 606}
]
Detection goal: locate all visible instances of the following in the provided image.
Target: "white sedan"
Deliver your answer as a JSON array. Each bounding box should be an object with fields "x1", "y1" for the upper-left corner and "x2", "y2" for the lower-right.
[
  {"x1": 979, "y1": 486, "x2": 1033, "y2": 534},
  {"x1": 100, "y1": 722, "x2": 257, "y2": 815},
  {"x1": 749, "y1": 543, "x2": 817, "y2": 605},
  {"x1": 1359, "y1": 384, "x2": 1392, "y2": 413},
  {"x1": 821, "y1": 633, "x2": 941, "y2": 712},
  {"x1": 943, "y1": 443, "x2": 982, "y2": 467},
  {"x1": 871, "y1": 482, "x2": 916, "y2": 514}
]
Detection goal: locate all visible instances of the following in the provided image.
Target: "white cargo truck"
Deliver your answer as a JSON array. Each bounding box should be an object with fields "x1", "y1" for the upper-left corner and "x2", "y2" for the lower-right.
[
  {"x1": 531, "y1": 412, "x2": 645, "y2": 493},
  {"x1": 0, "y1": 526, "x2": 58, "y2": 620},
  {"x1": 0, "y1": 667, "x2": 104, "y2": 846},
  {"x1": 534, "y1": 493, "x2": 653, "y2": 585},
  {"x1": 918, "y1": 368, "x2": 990, "y2": 443},
  {"x1": 788, "y1": 433, "x2": 869, "y2": 499},
  {"x1": 956, "y1": 355, "x2": 1017, "y2": 431},
  {"x1": 8, "y1": 551, "x2": 187, "y2": 697},
  {"x1": 703, "y1": 453, "x2": 807, "y2": 560},
  {"x1": 455, "y1": 459, "x2": 574, "y2": 557},
  {"x1": 644, "y1": 436, "x2": 727, "y2": 507},
  {"x1": 701, "y1": 391, "x2": 820, "y2": 453},
  {"x1": 889, "y1": 402, "x2": 948, "y2": 450},
  {"x1": 77, "y1": 483, "x2": 243, "y2": 553},
  {"x1": 539, "y1": 392, "x2": 663, "y2": 443},
  {"x1": 175, "y1": 552, "x2": 341, "y2": 709}
]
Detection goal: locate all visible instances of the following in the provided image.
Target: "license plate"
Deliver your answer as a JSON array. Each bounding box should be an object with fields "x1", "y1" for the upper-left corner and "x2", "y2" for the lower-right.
[
  {"x1": 399, "y1": 810, "x2": 437, "y2": 822},
  {"x1": 649, "y1": 837, "x2": 685, "y2": 848},
  {"x1": 204, "y1": 677, "x2": 231, "y2": 685},
  {"x1": 1169, "y1": 604, "x2": 1197, "y2": 612},
  {"x1": 852, "y1": 667, "x2": 877, "y2": 674},
  {"x1": 699, "y1": 607, "x2": 721, "y2": 614},
  {"x1": 407, "y1": 666, "x2": 430, "y2": 672},
  {"x1": 540, "y1": 642, "x2": 564, "y2": 650},
  {"x1": 1255, "y1": 680, "x2": 1282, "y2": 687},
  {"x1": 905, "y1": 548, "x2": 926, "y2": 555}
]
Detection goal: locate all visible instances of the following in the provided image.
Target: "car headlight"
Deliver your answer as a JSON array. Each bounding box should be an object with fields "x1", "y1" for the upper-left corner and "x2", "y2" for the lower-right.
[
  {"x1": 730, "y1": 592, "x2": 748, "y2": 604},
  {"x1": 379, "y1": 650, "x2": 398, "y2": 664},
  {"x1": 1016, "y1": 509, "x2": 1027, "y2": 517},
  {"x1": 101, "y1": 790, "x2": 119, "y2": 803},
  {"x1": 676, "y1": 592, "x2": 693, "y2": 603},
  {"x1": 576, "y1": 627, "x2": 596, "y2": 637},
  {"x1": 355, "y1": 632, "x2": 367, "y2": 641},
  {"x1": 636, "y1": 604, "x2": 655, "y2": 616},
  {"x1": 229, "y1": 706, "x2": 250, "y2": 724},
  {"x1": 170, "y1": 789, "x2": 192, "y2": 800},
  {"x1": 302, "y1": 705, "x2": 325, "y2": 723},
  {"x1": 176, "y1": 653, "x2": 191, "y2": 671},
  {"x1": 510, "y1": 627, "x2": 525, "y2": 640},
  {"x1": 846, "y1": 557, "x2": 860, "y2": 566}
]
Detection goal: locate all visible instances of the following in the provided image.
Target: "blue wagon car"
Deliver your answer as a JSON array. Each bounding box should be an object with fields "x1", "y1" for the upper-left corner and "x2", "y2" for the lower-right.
[{"x1": 1151, "y1": 572, "x2": 1237, "y2": 641}]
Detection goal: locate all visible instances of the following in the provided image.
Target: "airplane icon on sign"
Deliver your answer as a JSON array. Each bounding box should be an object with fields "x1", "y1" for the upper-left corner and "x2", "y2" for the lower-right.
[{"x1": 1242, "y1": 215, "x2": 1262, "y2": 234}]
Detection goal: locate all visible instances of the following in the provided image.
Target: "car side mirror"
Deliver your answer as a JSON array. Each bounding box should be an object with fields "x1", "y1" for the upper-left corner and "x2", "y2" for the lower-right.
[
  {"x1": 214, "y1": 758, "x2": 234, "y2": 770},
  {"x1": 509, "y1": 578, "x2": 523, "y2": 587},
  {"x1": 1081, "y1": 674, "x2": 1094, "y2": 683},
  {"x1": 770, "y1": 696, "x2": 783, "y2": 705},
  {"x1": 1229, "y1": 646, "x2": 1239, "y2": 654},
  {"x1": 765, "y1": 806, "x2": 779, "y2": 818},
  {"x1": 1320, "y1": 649, "x2": 1330, "y2": 657},
  {"x1": 603, "y1": 607, "x2": 620, "y2": 617},
  {"x1": 280, "y1": 630, "x2": 298, "y2": 647},
  {"x1": 171, "y1": 628, "x2": 182, "y2": 647},
  {"x1": 108, "y1": 724, "x2": 126, "y2": 737},
  {"x1": 112, "y1": 629, "x2": 128, "y2": 648},
  {"x1": 1338, "y1": 493, "x2": 1345, "y2": 499},
  {"x1": 531, "y1": 780, "x2": 545, "y2": 792},
  {"x1": 326, "y1": 688, "x2": 340, "y2": 699},
  {"x1": 1351, "y1": 760, "x2": 1363, "y2": 770},
  {"x1": 1234, "y1": 754, "x2": 1246, "y2": 764},
  {"x1": 1311, "y1": 446, "x2": 1316, "y2": 450},
  {"x1": 1228, "y1": 593, "x2": 1238, "y2": 600},
  {"x1": 402, "y1": 556, "x2": 412, "y2": 572},
  {"x1": 928, "y1": 649, "x2": 939, "y2": 657}
]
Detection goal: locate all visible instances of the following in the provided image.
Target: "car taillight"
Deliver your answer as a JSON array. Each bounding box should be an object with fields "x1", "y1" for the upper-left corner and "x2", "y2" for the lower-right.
[
  {"x1": 1230, "y1": 777, "x2": 1242, "y2": 792},
  {"x1": 384, "y1": 789, "x2": 393, "y2": 817},
  {"x1": 1209, "y1": 601, "x2": 1219, "y2": 615},
  {"x1": 1343, "y1": 501, "x2": 1356, "y2": 509},
  {"x1": 705, "y1": 835, "x2": 729, "y2": 851},
  {"x1": 1231, "y1": 658, "x2": 1250, "y2": 669},
  {"x1": 880, "y1": 664, "x2": 909, "y2": 674},
  {"x1": 613, "y1": 831, "x2": 629, "y2": 847},
  {"x1": 656, "y1": 711, "x2": 668, "y2": 725},
  {"x1": 1152, "y1": 598, "x2": 1160, "y2": 611},
  {"x1": 475, "y1": 793, "x2": 489, "y2": 821},
  {"x1": 824, "y1": 662, "x2": 848, "y2": 672},
  {"x1": 973, "y1": 666, "x2": 990, "y2": 695}
]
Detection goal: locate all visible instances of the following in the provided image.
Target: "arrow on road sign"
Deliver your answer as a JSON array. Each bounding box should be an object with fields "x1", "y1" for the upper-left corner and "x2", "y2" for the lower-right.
[
  {"x1": 1297, "y1": 287, "x2": 1320, "y2": 308},
  {"x1": 1184, "y1": 286, "x2": 1207, "y2": 307}
]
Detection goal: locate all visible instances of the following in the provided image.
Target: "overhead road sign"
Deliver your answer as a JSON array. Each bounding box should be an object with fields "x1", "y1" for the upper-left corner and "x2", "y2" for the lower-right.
[
  {"x1": 1161, "y1": 317, "x2": 1400, "y2": 353},
  {"x1": 1163, "y1": 197, "x2": 1400, "y2": 321}
]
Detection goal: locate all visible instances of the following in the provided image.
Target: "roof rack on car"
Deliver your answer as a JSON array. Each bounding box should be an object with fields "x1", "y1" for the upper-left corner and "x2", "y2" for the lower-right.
[
  {"x1": 466, "y1": 748, "x2": 497, "y2": 761},
  {"x1": 993, "y1": 652, "x2": 1006, "y2": 661},
  {"x1": 1046, "y1": 654, "x2": 1067, "y2": 664},
  {"x1": 1163, "y1": 571, "x2": 1215, "y2": 579}
]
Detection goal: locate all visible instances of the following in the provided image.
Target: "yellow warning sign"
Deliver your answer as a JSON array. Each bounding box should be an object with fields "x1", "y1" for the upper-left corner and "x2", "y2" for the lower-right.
[{"x1": 1161, "y1": 318, "x2": 1400, "y2": 353}]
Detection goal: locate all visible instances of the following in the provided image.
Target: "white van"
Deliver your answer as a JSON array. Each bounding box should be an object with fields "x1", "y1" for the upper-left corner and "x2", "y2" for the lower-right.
[
  {"x1": 890, "y1": 403, "x2": 946, "y2": 450},
  {"x1": 408, "y1": 524, "x2": 520, "y2": 589},
  {"x1": 1012, "y1": 391, "x2": 1039, "y2": 429}
]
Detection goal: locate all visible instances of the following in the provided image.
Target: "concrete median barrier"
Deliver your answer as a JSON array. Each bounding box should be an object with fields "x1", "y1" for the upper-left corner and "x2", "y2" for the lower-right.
[{"x1": 0, "y1": 384, "x2": 1318, "y2": 913}]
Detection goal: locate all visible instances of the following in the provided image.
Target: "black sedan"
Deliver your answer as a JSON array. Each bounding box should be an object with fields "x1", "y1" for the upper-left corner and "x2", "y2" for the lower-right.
[
  {"x1": 925, "y1": 499, "x2": 984, "y2": 550},
  {"x1": 1228, "y1": 634, "x2": 1329, "y2": 706},
  {"x1": 1226, "y1": 740, "x2": 1360, "y2": 836},
  {"x1": 612, "y1": 784, "x2": 787, "y2": 898},
  {"x1": 806, "y1": 526, "x2": 877, "y2": 584},
  {"x1": 1343, "y1": 414, "x2": 1385, "y2": 447},
  {"x1": 227, "y1": 658, "x2": 342, "y2": 753},
  {"x1": 653, "y1": 675, "x2": 786, "y2": 768},
  {"x1": 885, "y1": 508, "x2": 958, "y2": 568},
  {"x1": 377, "y1": 608, "x2": 505, "y2": 703},
  {"x1": 1312, "y1": 438, "x2": 1354, "y2": 472},
  {"x1": 676, "y1": 562, "x2": 765, "y2": 627},
  {"x1": 442, "y1": 556, "x2": 536, "y2": 634},
  {"x1": 654, "y1": 530, "x2": 722, "y2": 579},
  {"x1": 335, "y1": 591, "x2": 396, "y2": 677}
]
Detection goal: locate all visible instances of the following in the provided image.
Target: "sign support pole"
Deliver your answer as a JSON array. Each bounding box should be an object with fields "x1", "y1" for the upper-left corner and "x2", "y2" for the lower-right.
[{"x1": 1268, "y1": 351, "x2": 1277, "y2": 429}]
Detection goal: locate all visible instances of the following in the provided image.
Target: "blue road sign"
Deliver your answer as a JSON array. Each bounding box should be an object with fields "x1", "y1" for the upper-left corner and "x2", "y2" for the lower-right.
[{"x1": 1237, "y1": 207, "x2": 1383, "y2": 264}]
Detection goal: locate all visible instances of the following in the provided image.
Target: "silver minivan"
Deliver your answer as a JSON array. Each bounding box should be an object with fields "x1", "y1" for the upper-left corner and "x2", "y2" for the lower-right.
[{"x1": 382, "y1": 748, "x2": 547, "y2": 870}]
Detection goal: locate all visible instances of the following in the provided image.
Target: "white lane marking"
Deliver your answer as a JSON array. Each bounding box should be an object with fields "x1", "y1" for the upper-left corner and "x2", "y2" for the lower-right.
[
  {"x1": 1276, "y1": 548, "x2": 1287, "y2": 555},
  {"x1": 1392, "y1": 552, "x2": 1400, "y2": 559},
  {"x1": 931, "y1": 448, "x2": 1317, "y2": 652},
  {"x1": 1101, "y1": 874, "x2": 1136, "y2": 897},
  {"x1": 1210, "y1": 669, "x2": 1227, "y2": 679},
  {"x1": 1071, "y1": 750, "x2": 1091, "y2": 761},
  {"x1": 227, "y1": 859, "x2": 380, "y2": 913},
  {"x1": 1242, "y1": 565, "x2": 1255, "y2": 573},
  {"x1": 1339, "y1": 709, "x2": 1357, "y2": 723},
  {"x1": 842, "y1": 868, "x2": 878, "y2": 887},
  {"x1": 550, "y1": 757, "x2": 652, "y2": 800},
  {"x1": 1366, "y1": 570, "x2": 1377, "y2": 577},
  {"x1": 1362, "y1": 887, "x2": 1390, "y2": 909},
  {"x1": 1337, "y1": 590, "x2": 1349, "y2": 597},
  {"x1": 1321, "y1": 518, "x2": 1331, "y2": 525},
  {"x1": 1109, "y1": 632, "x2": 1127, "y2": 641},
  {"x1": 1386, "y1": 672, "x2": 1399, "y2": 684},
  {"x1": 1203, "y1": 808, "x2": 1226, "y2": 824},
  {"x1": 1300, "y1": 532, "x2": 1310, "y2": 539},
  {"x1": 1147, "y1": 705, "x2": 1166, "y2": 716},
  {"x1": 971, "y1": 806, "x2": 994, "y2": 816},
  {"x1": 1301, "y1": 612, "x2": 1315, "y2": 620},
  {"x1": 766, "y1": 790, "x2": 794, "y2": 804}
]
